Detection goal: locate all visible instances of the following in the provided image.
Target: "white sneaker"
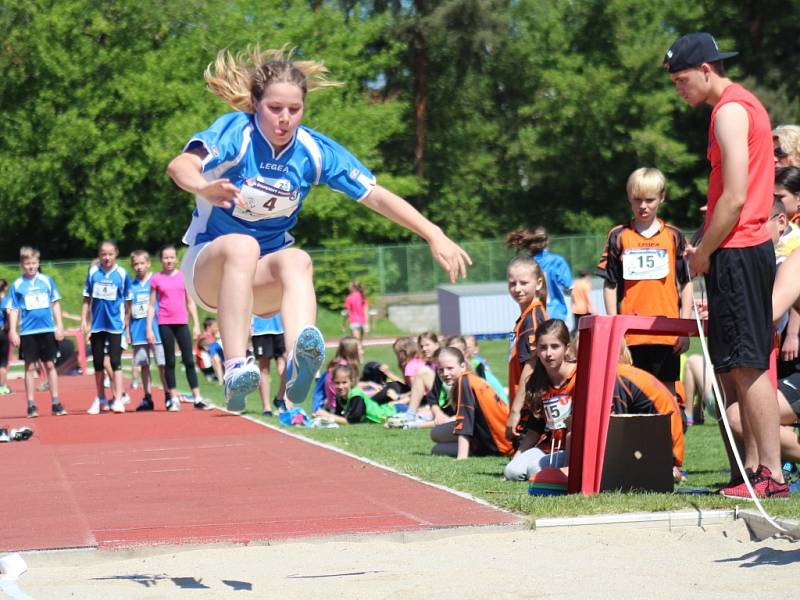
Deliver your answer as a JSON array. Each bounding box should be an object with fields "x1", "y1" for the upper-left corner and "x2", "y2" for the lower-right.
[
  {"x1": 167, "y1": 398, "x2": 181, "y2": 412},
  {"x1": 193, "y1": 397, "x2": 213, "y2": 411},
  {"x1": 130, "y1": 379, "x2": 140, "y2": 390},
  {"x1": 110, "y1": 399, "x2": 125, "y2": 413},
  {"x1": 103, "y1": 376, "x2": 111, "y2": 389},
  {"x1": 87, "y1": 397, "x2": 106, "y2": 415},
  {"x1": 120, "y1": 392, "x2": 131, "y2": 405},
  {"x1": 224, "y1": 357, "x2": 261, "y2": 412}
]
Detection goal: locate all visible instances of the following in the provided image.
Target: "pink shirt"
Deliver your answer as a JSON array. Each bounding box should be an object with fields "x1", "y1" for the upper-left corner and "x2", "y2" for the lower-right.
[
  {"x1": 344, "y1": 291, "x2": 367, "y2": 326},
  {"x1": 404, "y1": 357, "x2": 426, "y2": 380},
  {"x1": 150, "y1": 271, "x2": 189, "y2": 325}
]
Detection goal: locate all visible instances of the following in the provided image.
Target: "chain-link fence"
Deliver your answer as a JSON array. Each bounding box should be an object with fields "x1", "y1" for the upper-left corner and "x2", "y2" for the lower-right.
[
  {"x1": 308, "y1": 234, "x2": 607, "y2": 295},
  {"x1": 0, "y1": 235, "x2": 608, "y2": 309}
]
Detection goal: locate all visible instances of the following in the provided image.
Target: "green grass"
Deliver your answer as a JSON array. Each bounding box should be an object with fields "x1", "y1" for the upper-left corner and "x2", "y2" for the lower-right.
[{"x1": 190, "y1": 339, "x2": 800, "y2": 520}]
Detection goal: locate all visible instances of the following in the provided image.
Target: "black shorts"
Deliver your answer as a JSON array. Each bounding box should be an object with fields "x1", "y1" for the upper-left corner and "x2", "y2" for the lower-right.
[
  {"x1": 252, "y1": 333, "x2": 286, "y2": 359},
  {"x1": 706, "y1": 241, "x2": 775, "y2": 373},
  {"x1": 20, "y1": 332, "x2": 58, "y2": 363},
  {"x1": 629, "y1": 344, "x2": 680, "y2": 382},
  {"x1": 0, "y1": 330, "x2": 8, "y2": 368},
  {"x1": 778, "y1": 373, "x2": 800, "y2": 418}
]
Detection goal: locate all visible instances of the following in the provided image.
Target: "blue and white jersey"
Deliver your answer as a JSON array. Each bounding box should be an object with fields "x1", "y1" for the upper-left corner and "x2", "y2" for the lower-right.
[
  {"x1": 182, "y1": 112, "x2": 376, "y2": 255},
  {"x1": 9, "y1": 273, "x2": 61, "y2": 335},
  {"x1": 252, "y1": 314, "x2": 283, "y2": 336},
  {"x1": 129, "y1": 275, "x2": 161, "y2": 345},
  {"x1": 0, "y1": 294, "x2": 10, "y2": 330},
  {"x1": 83, "y1": 264, "x2": 132, "y2": 334}
]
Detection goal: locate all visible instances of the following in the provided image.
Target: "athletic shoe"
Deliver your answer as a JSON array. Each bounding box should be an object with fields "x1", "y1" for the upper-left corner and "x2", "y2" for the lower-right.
[
  {"x1": 130, "y1": 378, "x2": 140, "y2": 390},
  {"x1": 0, "y1": 428, "x2": 9, "y2": 443},
  {"x1": 87, "y1": 397, "x2": 107, "y2": 415},
  {"x1": 36, "y1": 381, "x2": 49, "y2": 392},
  {"x1": 721, "y1": 466, "x2": 789, "y2": 500},
  {"x1": 0, "y1": 385, "x2": 11, "y2": 395},
  {"x1": 166, "y1": 398, "x2": 181, "y2": 412},
  {"x1": 120, "y1": 392, "x2": 131, "y2": 405},
  {"x1": 27, "y1": 405, "x2": 38, "y2": 418},
  {"x1": 11, "y1": 427, "x2": 33, "y2": 441},
  {"x1": 717, "y1": 468, "x2": 753, "y2": 498},
  {"x1": 273, "y1": 397, "x2": 287, "y2": 413},
  {"x1": 136, "y1": 397, "x2": 154, "y2": 412},
  {"x1": 262, "y1": 409, "x2": 274, "y2": 417},
  {"x1": 385, "y1": 414, "x2": 412, "y2": 429},
  {"x1": 224, "y1": 357, "x2": 261, "y2": 412},
  {"x1": 193, "y1": 397, "x2": 213, "y2": 411},
  {"x1": 673, "y1": 466, "x2": 688, "y2": 484},
  {"x1": 51, "y1": 403, "x2": 68, "y2": 416},
  {"x1": 749, "y1": 466, "x2": 790, "y2": 499},
  {"x1": 284, "y1": 326, "x2": 325, "y2": 404},
  {"x1": 110, "y1": 398, "x2": 125, "y2": 414}
]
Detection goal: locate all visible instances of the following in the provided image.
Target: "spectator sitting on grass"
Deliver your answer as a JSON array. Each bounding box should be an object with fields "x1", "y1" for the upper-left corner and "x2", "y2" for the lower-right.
[
  {"x1": 430, "y1": 347, "x2": 513, "y2": 460},
  {"x1": 313, "y1": 364, "x2": 405, "y2": 425}
]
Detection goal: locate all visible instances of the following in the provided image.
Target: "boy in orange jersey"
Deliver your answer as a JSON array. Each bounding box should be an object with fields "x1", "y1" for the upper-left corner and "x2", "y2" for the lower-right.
[{"x1": 597, "y1": 167, "x2": 694, "y2": 412}]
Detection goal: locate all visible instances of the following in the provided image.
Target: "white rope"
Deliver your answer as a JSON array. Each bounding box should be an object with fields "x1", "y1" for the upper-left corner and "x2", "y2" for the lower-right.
[{"x1": 687, "y1": 263, "x2": 786, "y2": 532}]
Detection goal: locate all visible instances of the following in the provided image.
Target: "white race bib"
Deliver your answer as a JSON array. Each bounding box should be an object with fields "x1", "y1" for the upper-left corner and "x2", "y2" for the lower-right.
[
  {"x1": 543, "y1": 393, "x2": 572, "y2": 431},
  {"x1": 622, "y1": 248, "x2": 669, "y2": 281},
  {"x1": 92, "y1": 281, "x2": 118, "y2": 301},
  {"x1": 131, "y1": 292, "x2": 149, "y2": 319},
  {"x1": 24, "y1": 291, "x2": 49, "y2": 311},
  {"x1": 233, "y1": 177, "x2": 299, "y2": 221}
]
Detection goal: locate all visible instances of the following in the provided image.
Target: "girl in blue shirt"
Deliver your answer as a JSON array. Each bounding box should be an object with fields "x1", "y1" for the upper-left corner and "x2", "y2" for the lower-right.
[{"x1": 167, "y1": 46, "x2": 471, "y2": 411}]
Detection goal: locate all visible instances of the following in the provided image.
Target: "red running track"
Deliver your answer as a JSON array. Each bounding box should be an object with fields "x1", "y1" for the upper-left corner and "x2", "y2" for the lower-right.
[{"x1": 0, "y1": 375, "x2": 518, "y2": 552}]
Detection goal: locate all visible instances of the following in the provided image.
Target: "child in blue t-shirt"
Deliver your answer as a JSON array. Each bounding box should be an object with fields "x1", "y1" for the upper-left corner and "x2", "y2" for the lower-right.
[
  {"x1": 127, "y1": 250, "x2": 167, "y2": 411},
  {"x1": 81, "y1": 240, "x2": 132, "y2": 415},
  {"x1": 7, "y1": 246, "x2": 67, "y2": 417},
  {"x1": 251, "y1": 313, "x2": 286, "y2": 416},
  {"x1": 166, "y1": 46, "x2": 471, "y2": 413}
]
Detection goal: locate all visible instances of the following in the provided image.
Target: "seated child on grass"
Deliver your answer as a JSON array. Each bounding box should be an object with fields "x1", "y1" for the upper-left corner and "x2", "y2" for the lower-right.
[
  {"x1": 313, "y1": 364, "x2": 406, "y2": 425},
  {"x1": 195, "y1": 317, "x2": 224, "y2": 383},
  {"x1": 430, "y1": 347, "x2": 513, "y2": 459}
]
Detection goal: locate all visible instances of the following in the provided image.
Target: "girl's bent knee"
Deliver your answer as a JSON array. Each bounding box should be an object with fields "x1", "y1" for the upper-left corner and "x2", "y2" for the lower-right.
[{"x1": 504, "y1": 462, "x2": 528, "y2": 481}]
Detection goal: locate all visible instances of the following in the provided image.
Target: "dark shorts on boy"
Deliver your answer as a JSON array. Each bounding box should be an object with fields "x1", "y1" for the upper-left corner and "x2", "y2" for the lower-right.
[
  {"x1": 778, "y1": 372, "x2": 800, "y2": 418},
  {"x1": 252, "y1": 333, "x2": 285, "y2": 360},
  {"x1": 0, "y1": 330, "x2": 9, "y2": 368},
  {"x1": 20, "y1": 332, "x2": 58, "y2": 363},
  {"x1": 629, "y1": 344, "x2": 680, "y2": 382},
  {"x1": 705, "y1": 241, "x2": 775, "y2": 373}
]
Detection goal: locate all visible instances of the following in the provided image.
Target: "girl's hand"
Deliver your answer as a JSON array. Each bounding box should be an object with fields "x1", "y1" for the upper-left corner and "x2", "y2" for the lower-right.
[
  {"x1": 198, "y1": 179, "x2": 245, "y2": 210},
  {"x1": 9, "y1": 331, "x2": 19, "y2": 348},
  {"x1": 192, "y1": 323, "x2": 201, "y2": 339},
  {"x1": 429, "y1": 234, "x2": 472, "y2": 283},
  {"x1": 433, "y1": 412, "x2": 451, "y2": 426},
  {"x1": 505, "y1": 410, "x2": 521, "y2": 441},
  {"x1": 146, "y1": 331, "x2": 156, "y2": 345},
  {"x1": 54, "y1": 325, "x2": 64, "y2": 342}
]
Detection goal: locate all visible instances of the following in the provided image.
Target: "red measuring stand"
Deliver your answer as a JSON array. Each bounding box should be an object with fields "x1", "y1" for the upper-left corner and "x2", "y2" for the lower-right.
[{"x1": 567, "y1": 315, "x2": 705, "y2": 495}]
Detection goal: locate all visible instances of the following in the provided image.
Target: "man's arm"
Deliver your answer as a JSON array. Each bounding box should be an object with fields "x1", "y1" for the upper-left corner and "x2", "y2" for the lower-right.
[{"x1": 691, "y1": 102, "x2": 749, "y2": 274}]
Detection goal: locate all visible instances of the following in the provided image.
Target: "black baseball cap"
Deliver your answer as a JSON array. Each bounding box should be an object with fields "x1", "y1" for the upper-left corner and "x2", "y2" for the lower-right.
[{"x1": 663, "y1": 32, "x2": 738, "y2": 73}]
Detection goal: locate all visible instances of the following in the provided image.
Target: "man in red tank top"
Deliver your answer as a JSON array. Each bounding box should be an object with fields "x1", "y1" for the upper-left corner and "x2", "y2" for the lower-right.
[{"x1": 664, "y1": 32, "x2": 788, "y2": 498}]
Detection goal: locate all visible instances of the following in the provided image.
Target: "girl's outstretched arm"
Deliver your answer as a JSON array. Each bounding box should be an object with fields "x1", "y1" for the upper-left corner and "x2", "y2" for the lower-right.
[
  {"x1": 167, "y1": 150, "x2": 245, "y2": 210},
  {"x1": 362, "y1": 186, "x2": 472, "y2": 283}
]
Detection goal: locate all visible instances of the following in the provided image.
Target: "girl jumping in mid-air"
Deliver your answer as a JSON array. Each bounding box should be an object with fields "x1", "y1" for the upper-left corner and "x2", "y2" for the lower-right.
[{"x1": 167, "y1": 46, "x2": 471, "y2": 410}]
